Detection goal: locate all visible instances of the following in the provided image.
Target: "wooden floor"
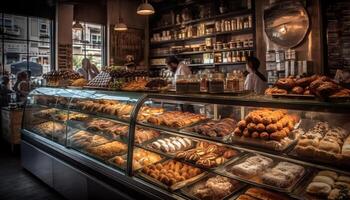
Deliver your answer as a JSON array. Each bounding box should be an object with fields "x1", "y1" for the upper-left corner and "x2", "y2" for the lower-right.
[{"x1": 0, "y1": 143, "x2": 65, "y2": 200}]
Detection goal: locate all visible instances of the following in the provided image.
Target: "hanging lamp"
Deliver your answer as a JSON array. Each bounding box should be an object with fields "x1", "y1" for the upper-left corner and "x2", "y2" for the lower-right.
[
  {"x1": 114, "y1": 0, "x2": 128, "y2": 31},
  {"x1": 137, "y1": 0, "x2": 155, "y2": 15}
]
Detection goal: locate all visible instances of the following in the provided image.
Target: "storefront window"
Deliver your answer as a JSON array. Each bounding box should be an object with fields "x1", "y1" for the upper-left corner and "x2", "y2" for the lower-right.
[
  {"x1": 72, "y1": 21, "x2": 104, "y2": 71},
  {"x1": 0, "y1": 13, "x2": 53, "y2": 84}
]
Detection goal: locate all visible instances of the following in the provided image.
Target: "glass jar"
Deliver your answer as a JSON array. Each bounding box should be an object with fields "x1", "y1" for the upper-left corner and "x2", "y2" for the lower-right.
[
  {"x1": 187, "y1": 74, "x2": 201, "y2": 93},
  {"x1": 231, "y1": 19, "x2": 237, "y2": 31},
  {"x1": 226, "y1": 72, "x2": 240, "y2": 92},
  {"x1": 208, "y1": 73, "x2": 225, "y2": 93},
  {"x1": 200, "y1": 74, "x2": 208, "y2": 92},
  {"x1": 176, "y1": 75, "x2": 188, "y2": 93}
]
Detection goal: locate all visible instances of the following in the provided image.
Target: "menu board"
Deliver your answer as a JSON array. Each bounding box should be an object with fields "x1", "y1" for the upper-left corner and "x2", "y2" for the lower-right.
[{"x1": 326, "y1": 0, "x2": 350, "y2": 74}]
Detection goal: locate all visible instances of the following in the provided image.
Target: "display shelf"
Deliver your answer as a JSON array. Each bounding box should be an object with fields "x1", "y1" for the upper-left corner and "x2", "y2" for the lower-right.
[
  {"x1": 150, "y1": 28, "x2": 253, "y2": 45},
  {"x1": 150, "y1": 47, "x2": 254, "y2": 58},
  {"x1": 152, "y1": 9, "x2": 252, "y2": 32}
]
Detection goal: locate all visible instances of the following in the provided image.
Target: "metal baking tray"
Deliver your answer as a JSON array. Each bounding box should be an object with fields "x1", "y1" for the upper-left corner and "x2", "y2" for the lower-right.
[
  {"x1": 141, "y1": 134, "x2": 197, "y2": 156},
  {"x1": 291, "y1": 169, "x2": 349, "y2": 200},
  {"x1": 181, "y1": 173, "x2": 247, "y2": 200},
  {"x1": 107, "y1": 149, "x2": 165, "y2": 172},
  {"x1": 217, "y1": 153, "x2": 310, "y2": 193},
  {"x1": 136, "y1": 159, "x2": 208, "y2": 191},
  {"x1": 180, "y1": 120, "x2": 234, "y2": 142},
  {"x1": 228, "y1": 121, "x2": 302, "y2": 153},
  {"x1": 228, "y1": 186, "x2": 293, "y2": 200}
]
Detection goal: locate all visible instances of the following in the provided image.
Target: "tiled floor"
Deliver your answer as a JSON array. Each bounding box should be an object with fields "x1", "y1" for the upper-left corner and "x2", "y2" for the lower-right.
[{"x1": 0, "y1": 142, "x2": 65, "y2": 200}]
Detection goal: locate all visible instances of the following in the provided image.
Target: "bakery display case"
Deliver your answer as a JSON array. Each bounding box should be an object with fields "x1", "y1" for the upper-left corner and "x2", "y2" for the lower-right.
[{"x1": 22, "y1": 87, "x2": 350, "y2": 200}]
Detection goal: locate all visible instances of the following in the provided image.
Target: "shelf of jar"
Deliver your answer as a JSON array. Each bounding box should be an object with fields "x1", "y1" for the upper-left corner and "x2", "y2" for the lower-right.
[
  {"x1": 150, "y1": 47, "x2": 254, "y2": 58},
  {"x1": 152, "y1": 9, "x2": 252, "y2": 32},
  {"x1": 150, "y1": 28, "x2": 254, "y2": 45}
]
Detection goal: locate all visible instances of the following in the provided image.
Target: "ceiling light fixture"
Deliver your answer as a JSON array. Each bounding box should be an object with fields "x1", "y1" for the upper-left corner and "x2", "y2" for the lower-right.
[
  {"x1": 137, "y1": 0, "x2": 155, "y2": 15},
  {"x1": 115, "y1": 0, "x2": 128, "y2": 31},
  {"x1": 72, "y1": 21, "x2": 83, "y2": 30}
]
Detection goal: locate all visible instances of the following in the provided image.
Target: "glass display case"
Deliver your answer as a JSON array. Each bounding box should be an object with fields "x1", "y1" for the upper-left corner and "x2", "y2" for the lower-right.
[{"x1": 22, "y1": 87, "x2": 350, "y2": 200}]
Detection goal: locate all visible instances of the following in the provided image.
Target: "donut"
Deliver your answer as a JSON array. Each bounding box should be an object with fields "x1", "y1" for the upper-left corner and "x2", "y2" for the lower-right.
[
  {"x1": 262, "y1": 117, "x2": 272, "y2": 125},
  {"x1": 247, "y1": 123, "x2": 257, "y2": 132},
  {"x1": 291, "y1": 86, "x2": 304, "y2": 94},
  {"x1": 259, "y1": 132, "x2": 269, "y2": 140},
  {"x1": 256, "y1": 123, "x2": 265, "y2": 132},
  {"x1": 270, "y1": 131, "x2": 286, "y2": 141},
  {"x1": 252, "y1": 114, "x2": 263, "y2": 124},
  {"x1": 233, "y1": 128, "x2": 242, "y2": 137},
  {"x1": 275, "y1": 78, "x2": 296, "y2": 90},
  {"x1": 251, "y1": 131, "x2": 260, "y2": 138},
  {"x1": 276, "y1": 122, "x2": 283, "y2": 131},
  {"x1": 266, "y1": 124, "x2": 277, "y2": 133},
  {"x1": 243, "y1": 128, "x2": 250, "y2": 137},
  {"x1": 237, "y1": 120, "x2": 247, "y2": 129}
]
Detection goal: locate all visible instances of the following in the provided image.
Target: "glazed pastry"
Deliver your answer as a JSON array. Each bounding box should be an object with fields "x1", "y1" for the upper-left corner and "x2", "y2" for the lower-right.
[
  {"x1": 317, "y1": 171, "x2": 338, "y2": 180},
  {"x1": 313, "y1": 176, "x2": 335, "y2": 187},
  {"x1": 275, "y1": 77, "x2": 296, "y2": 90},
  {"x1": 291, "y1": 86, "x2": 304, "y2": 94},
  {"x1": 150, "y1": 137, "x2": 193, "y2": 153},
  {"x1": 230, "y1": 155, "x2": 273, "y2": 178},
  {"x1": 147, "y1": 111, "x2": 206, "y2": 128},
  {"x1": 337, "y1": 176, "x2": 350, "y2": 184},
  {"x1": 86, "y1": 141, "x2": 127, "y2": 159}
]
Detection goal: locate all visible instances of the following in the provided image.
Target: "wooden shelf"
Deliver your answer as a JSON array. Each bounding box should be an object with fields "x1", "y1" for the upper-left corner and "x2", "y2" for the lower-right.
[
  {"x1": 152, "y1": 9, "x2": 252, "y2": 32},
  {"x1": 150, "y1": 47, "x2": 254, "y2": 58},
  {"x1": 150, "y1": 28, "x2": 253, "y2": 45}
]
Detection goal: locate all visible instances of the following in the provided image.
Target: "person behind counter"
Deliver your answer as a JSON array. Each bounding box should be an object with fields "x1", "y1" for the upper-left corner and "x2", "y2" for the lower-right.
[
  {"x1": 166, "y1": 56, "x2": 191, "y2": 86},
  {"x1": 77, "y1": 58, "x2": 100, "y2": 80},
  {"x1": 0, "y1": 76, "x2": 14, "y2": 107},
  {"x1": 244, "y1": 56, "x2": 267, "y2": 94}
]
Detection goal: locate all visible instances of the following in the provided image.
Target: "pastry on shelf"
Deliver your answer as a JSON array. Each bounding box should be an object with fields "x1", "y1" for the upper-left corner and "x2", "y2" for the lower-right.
[
  {"x1": 86, "y1": 141, "x2": 127, "y2": 160},
  {"x1": 187, "y1": 118, "x2": 236, "y2": 137},
  {"x1": 294, "y1": 121, "x2": 349, "y2": 163},
  {"x1": 68, "y1": 112, "x2": 89, "y2": 121},
  {"x1": 150, "y1": 136, "x2": 193, "y2": 153},
  {"x1": 71, "y1": 78, "x2": 87, "y2": 87},
  {"x1": 69, "y1": 130, "x2": 93, "y2": 148},
  {"x1": 112, "y1": 148, "x2": 162, "y2": 170},
  {"x1": 32, "y1": 121, "x2": 66, "y2": 138},
  {"x1": 137, "y1": 107, "x2": 164, "y2": 122},
  {"x1": 141, "y1": 159, "x2": 202, "y2": 186},
  {"x1": 265, "y1": 75, "x2": 350, "y2": 99},
  {"x1": 236, "y1": 187, "x2": 292, "y2": 200},
  {"x1": 87, "y1": 71, "x2": 112, "y2": 88},
  {"x1": 147, "y1": 111, "x2": 207, "y2": 128},
  {"x1": 188, "y1": 175, "x2": 239, "y2": 200},
  {"x1": 306, "y1": 170, "x2": 350, "y2": 199},
  {"x1": 229, "y1": 154, "x2": 273, "y2": 178},
  {"x1": 134, "y1": 129, "x2": 160, "y2": 144},
  {"x1": 121, "y1": 79, "x2": 148, "y2": 91},
  {"x1": 233, "y1": 109, "x2": 299, "y2": 144},
  {"x1": 33, "y1": 108, "x2": 60, "y2": 119},
  {"x1": 261, "y1": 161, "x2": 305, "y2": 188},
  {"x1": 176, "y1": 141, "x2": 239, "y2": 169},
  {"x1": 86, "y1": 119, "x2": 117, "y2": 132}
]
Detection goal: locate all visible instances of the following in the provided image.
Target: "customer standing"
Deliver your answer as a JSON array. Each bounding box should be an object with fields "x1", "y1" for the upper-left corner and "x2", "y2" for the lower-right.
[
  {"x1": 77, "y1": 58, "x2": 100, "y2": 80},
  {"x1": 13, "y1": 71, "x2": 30, "y2": 102},
  {"x1": 244, "y1": 56, "x2": 267, "y2": 94}
]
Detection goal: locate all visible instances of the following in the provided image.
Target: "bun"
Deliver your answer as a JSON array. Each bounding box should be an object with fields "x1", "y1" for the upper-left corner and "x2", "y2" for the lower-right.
[
  {"x1": 275, "y1": 78, "x2": 296, "y2": 90},
  {"x1": 317, "y1": 170, "x2": 338, "y2": 180},
  {"x1": 291, "y1": 86, "x2": 304, "y2": 94},
  {"x1": 306, "y1": 182, "x2": 332, "y2": 195},
  {"x1": 313, "y1": 175, "x2": 335, "y2": 187}
]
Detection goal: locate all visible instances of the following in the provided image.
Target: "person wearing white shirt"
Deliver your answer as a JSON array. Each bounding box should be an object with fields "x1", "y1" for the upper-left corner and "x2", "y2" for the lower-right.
[
  {"x1": 166, "y1": 56, "x2": 192, "y2": 86},
  {"x1": 244, "y1": 56, "x2": 267, "y2": 94}
]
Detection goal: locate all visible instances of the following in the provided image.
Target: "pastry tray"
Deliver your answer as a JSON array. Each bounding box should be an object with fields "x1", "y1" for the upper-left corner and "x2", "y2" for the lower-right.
[
  {"x1": 69, "y1": 106, "x2": 131, "y2": 123},
  {"x1": 140, "y1": 133, "x2": 197, "y2": 156},
  {"x1": 67, "y1": 119, "x2": 128, "y2": 143},
  {"x1": 180, "y1": 120, "x2": 234, "y2": 143},
  {"x1": 288, "y1": 147, "x2": 350, "y2": 169},
  {"x1": 75, "y1": 141, "x2": 128, "y2": 161},
  {"x1": 217, "y1": 153, "x2": 310, "y2": 193},
  {"x1": 107, "y1": 151, "x2": 166, "y2": 172},
  {"x1": 228, "y1": 186, "x2": 292, "y2": 200},
  {"x1": 180, "y1": 173, "x2": 247, "y2": 200},
  {"x1": 228, "y1": 121, "x2": 302, "y2": 153},
  {"x1": 136, "y1": 159, "x2": 208, "y2": 191},
  {"x1": 139, "y1": 117, "x2": 210, "y2": 132}
]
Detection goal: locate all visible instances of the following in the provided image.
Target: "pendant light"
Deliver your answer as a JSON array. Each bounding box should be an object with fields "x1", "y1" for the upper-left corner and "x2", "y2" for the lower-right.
[
  {"x1": 114, "y1": 0, "x2": 128, "y2": 31},
  {"x1": 137, "y1": 0, "x2": 155, "y2": 15},
  {"x1": 72, "y1": 21, "x2": 83, "y2": 30}
]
